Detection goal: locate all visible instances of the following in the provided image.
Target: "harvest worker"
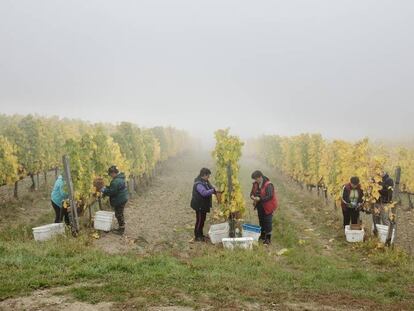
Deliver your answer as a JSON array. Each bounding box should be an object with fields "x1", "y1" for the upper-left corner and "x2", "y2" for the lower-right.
[
  {"x1": 374, "y1": 171, "x2": 394, "y2": 225},
  {"x1": 250, "y1": 170, "x2": 278, "y2": 245},
  {"x1": 379, "y1": 171, "x2": 394, "y2": 204},
  {"x1": 51, "y1": 174, "x2": 69, "y2": 225},
  {"x1": 101, "y1": 165, "x2": 129, "y2": 235},
  {"x1": 341, "y1": 176, "x2": 364, "y2": 228},
  {"x1": 190, "y1": 168, "x2": 216, "y2": 242}
]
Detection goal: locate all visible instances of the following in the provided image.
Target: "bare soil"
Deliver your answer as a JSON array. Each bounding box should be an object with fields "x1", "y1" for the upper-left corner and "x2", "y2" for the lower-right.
[
  {"x1": 94, "y1": 152, "x2": 216, "y2": 256},
  {"x1": 0, "y1": 287, "x2": 113, "y2": 311}
]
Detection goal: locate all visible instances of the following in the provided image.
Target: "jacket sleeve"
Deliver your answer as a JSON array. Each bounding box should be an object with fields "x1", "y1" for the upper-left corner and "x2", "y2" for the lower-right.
[
  {"x1": 250, "y1": 184, "x2": 255, "y2": 197},
  {"x1": 261, "y1": 183, "x2": 274, "y2": 202},
  {"x1": 196, "y1": 183, "x2": 215, "y2": 197},
  {"x1": 342, "y1": 186, "x2": 350, "y2": 205},
  {"x1": 358, "y1": 189, "x2": 364, "y2": 204},
  {"x1": 103, "y1": 179, "x2": 119, "y2": 197},
  {"x1": 385, "y1": 177, "x2": 394, "y2": 189}
]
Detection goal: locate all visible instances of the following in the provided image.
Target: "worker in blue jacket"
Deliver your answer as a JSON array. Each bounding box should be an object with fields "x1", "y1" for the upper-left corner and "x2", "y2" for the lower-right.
[{"x1": 51, "y1": 175, "x2": 69, "y2": 225}]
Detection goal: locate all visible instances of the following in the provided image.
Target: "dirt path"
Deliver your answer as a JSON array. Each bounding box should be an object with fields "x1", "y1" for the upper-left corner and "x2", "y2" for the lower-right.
[
  {"x1": 0, "y1": 287, "x2": 113, "y2": 311},
  {"x1": 95, "y1": 153, "x2": 357, "y2": 257},
  {"x1": 95, "y1": 152, "x2": 214, "y2": 255}
]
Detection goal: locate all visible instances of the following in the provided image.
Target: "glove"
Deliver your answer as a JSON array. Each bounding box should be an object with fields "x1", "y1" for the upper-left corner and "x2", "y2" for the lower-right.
[{"x1": 349, "y1": 202, "x2": 358, "y2": 209}]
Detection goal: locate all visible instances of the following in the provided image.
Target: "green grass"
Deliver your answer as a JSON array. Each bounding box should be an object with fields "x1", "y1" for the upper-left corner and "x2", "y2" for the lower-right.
[{"x1": 1, "y1": 204, "x2": 413, "y2": 309}]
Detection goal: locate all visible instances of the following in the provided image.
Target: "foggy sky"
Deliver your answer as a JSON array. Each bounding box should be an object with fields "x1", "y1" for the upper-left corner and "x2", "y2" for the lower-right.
[{"x1": 0, "y1": 0, "x2": 413, "y2": 142}]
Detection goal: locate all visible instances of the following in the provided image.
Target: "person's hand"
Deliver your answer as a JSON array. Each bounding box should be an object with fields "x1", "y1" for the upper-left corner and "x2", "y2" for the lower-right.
[
  {"x1": 349, "y1": 202, "x2": 357, "y2": 209},
  {"x1": 250, "y1": 195, "x2": 256, "y2": 201},
  {"x1": 254, "y1": 196, "x2": 261, "y2": 202},
  {"x1": 100, "y1": 187, "x2": 106, "y2": 193}
]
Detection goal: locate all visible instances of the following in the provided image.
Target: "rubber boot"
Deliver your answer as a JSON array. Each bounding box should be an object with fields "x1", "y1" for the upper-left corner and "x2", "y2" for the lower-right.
[
  {"x1": 263, "y1": 234, "x2": 271, "y2": 245},
  {"x1": 259, "y1": 232, "x2": 266, "y2": 241},
  {"x1": 114, "y1": 227, "x2": 125, "y2": 236}
]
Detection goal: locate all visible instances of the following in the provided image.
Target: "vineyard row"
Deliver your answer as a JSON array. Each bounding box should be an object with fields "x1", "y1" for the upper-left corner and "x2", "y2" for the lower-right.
[
  {"x1": 248, "y1": 134, "x2": 414, "y2": 207},
  {"x1": 0, "y1": 114, "x2": 191, "y2": 205}
]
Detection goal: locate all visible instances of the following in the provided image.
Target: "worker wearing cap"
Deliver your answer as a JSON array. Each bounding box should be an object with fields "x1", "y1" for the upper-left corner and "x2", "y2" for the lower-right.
[{"x1": 101, "y1": 165, "x2": 129, "y2": 235}]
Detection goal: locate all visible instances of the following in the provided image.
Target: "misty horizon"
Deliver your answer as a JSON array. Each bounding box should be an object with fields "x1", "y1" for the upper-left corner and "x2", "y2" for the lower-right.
[{"x1": 1, "y1": 1, "x2": 413, "y2": 143}]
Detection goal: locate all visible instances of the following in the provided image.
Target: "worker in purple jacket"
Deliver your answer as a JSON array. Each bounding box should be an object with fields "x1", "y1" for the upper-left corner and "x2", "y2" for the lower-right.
[{"x1": 190, "y1": 168, "x2": 216, "y2": 242}]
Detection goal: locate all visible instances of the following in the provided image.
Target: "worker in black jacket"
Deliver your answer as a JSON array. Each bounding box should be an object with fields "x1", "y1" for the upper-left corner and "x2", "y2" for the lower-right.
[
  {"x1": 379, "y1": 172, "x2": 394, "y2": 203},
  {"x1": 374, "y1": 171, "x2": 394, "y2": 225},
  {"x1": 190, "y1": 168, "x2": 216, "y2": 242},
  {"x1": 101, "y1": 165, "x2": 129, "y2": 235}
]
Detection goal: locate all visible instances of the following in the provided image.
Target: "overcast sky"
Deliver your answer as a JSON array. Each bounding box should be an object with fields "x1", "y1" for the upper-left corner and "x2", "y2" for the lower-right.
[{"x1": 0, "y1": 0, "x2": 413, "y2": 143}]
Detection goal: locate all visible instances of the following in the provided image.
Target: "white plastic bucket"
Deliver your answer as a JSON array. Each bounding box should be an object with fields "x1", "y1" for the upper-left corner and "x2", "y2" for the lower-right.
[
  {"x1": 94, "y1": 211, "x2": 115, "y2": 231},
  {"x1": 345, "y1": 225, "x2": 364, "y2": 243},
  {"x1": 32, "y1": 223, "x2": 65, "y2": 241},
  {"x1": 208, "y1": 222, "x2": 229, "y2": 244},
  {"x1": 375, "y1": 224, "x2": 395, "y2": 244},
  {"x1": 222, "y1": 237, "x2": 254, "y2": 250}
]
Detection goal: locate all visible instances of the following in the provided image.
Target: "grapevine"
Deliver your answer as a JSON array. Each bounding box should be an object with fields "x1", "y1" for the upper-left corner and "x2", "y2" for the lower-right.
[
  {"x1": 251, "y1": 134, "x2": 414, "y2": 211},
  {"x1": 212, "y1": 129, "x2": 245, "y2": 219}
]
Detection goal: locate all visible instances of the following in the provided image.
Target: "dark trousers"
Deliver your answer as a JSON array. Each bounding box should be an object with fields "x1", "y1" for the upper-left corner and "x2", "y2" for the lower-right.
[
  {"x1": 257, "y1": 205, "x2": 273, "y2": 239},
  {"x1": 195, "y1": 210, "x2": 207, "y2": 238},
  {"x1": 342, "y1": 207, "x2": 359, "y2": 228},
  {"x1": 113, "y1": 203, "x2": 126, "y2": 228},
  {"x1": 52, "y1": 201, "x2": 70, "y2": 225}
]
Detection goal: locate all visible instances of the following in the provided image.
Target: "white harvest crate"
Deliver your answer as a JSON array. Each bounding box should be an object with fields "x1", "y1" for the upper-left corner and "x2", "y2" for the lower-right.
[
  {"x1": 222, "y1": 237, "x2": 254, "y2": 250},
  {"x1": 94, "y1": 211, "x2": 115, "y2": 231},
  {"x1": 32, "y1": 223, "x2": 66, "y2": 241},
  {"x1": 345, "y1": 225, "x2": 364, "y2": 243}
]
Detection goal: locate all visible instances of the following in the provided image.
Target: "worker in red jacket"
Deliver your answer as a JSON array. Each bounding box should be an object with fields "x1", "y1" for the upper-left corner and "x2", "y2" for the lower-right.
[{"x1": 250, "y1": 170, "x2": 278, "y2": 245}]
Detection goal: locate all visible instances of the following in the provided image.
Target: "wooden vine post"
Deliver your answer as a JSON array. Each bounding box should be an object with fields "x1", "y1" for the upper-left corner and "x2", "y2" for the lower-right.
[
  {"x1": 407, "y1": 192, "x2": 413, "y2": 209},
  {"x1": 98, "y1": 195, "x2": 103, "y2": 210},
  {"x1": 386, "y1": 166, "x2": 401, "y2": 247},
  {"x1": 227, "y1": 161, "x2": 235, "y2": 238},
  {"x1": 62, "y1": 155, "x2": 79, "y2": 235}
]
